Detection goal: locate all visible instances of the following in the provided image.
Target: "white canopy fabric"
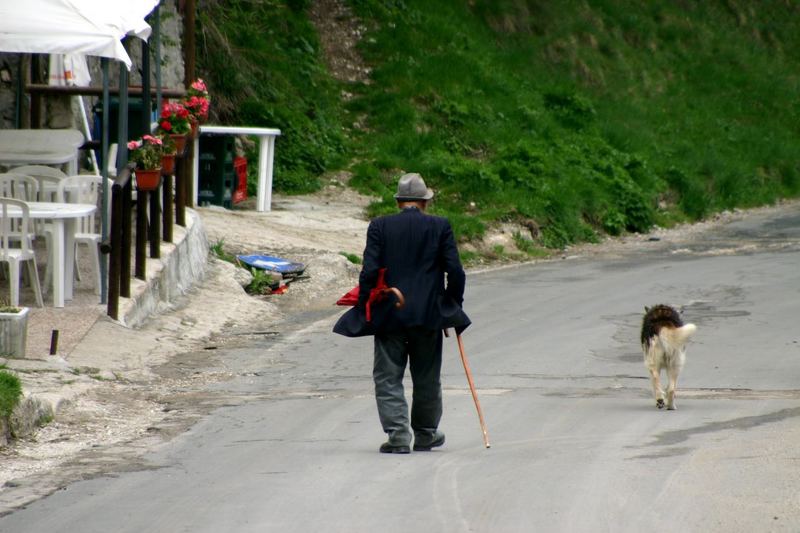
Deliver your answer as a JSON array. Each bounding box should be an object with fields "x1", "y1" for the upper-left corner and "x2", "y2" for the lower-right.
[
  {"x1": 0, "y1": 0, "x2": 160, "y2": 69},
  {"x1": 124, "y1": 0, "x2": 161, "y2": 40}
]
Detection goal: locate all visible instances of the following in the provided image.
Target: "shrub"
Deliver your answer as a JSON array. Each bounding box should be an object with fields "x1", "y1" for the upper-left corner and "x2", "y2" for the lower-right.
[{"x1": 0, "y1": 370, "x2": 22, "y2": 419}]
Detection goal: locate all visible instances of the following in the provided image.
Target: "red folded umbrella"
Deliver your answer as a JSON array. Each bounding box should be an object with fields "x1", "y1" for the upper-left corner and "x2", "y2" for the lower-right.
[{"x1": 336, "y1": 268, "x2": 404, "y2": 322}]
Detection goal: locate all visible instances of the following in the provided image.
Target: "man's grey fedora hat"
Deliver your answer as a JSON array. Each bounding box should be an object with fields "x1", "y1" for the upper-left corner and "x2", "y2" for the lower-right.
[{"x1": 394, "y1": 173, "x2": 434, "y2": 201}]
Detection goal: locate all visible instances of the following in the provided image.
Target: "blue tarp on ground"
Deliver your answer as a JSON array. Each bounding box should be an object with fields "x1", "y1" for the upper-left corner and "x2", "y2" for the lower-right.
[{"x1": 237, "y1": 255, "x2": 306, "y2": 276}]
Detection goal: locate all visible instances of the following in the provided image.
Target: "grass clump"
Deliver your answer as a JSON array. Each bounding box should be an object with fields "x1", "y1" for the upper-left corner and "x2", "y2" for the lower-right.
[
  {"x1": 210, "y1": 239, "x2": 237, "y2": 264},
  {"x1": 246, "y1": 269, "x2": 279, "y2": 295},
  {"x1": 512, "y1": 232, "x2": 549, "y2": 258},
  {"x1": 0, "y1": 369, "x2": 22, "y2": 419},
  {"x1": 339, "y1": 251, "x2": 362, "y2": 265}
]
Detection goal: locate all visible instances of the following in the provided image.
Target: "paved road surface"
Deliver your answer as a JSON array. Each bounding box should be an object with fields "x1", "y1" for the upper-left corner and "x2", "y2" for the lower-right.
[{"x1": 1, "y1": 208, "x2": 799, "y2": 532}]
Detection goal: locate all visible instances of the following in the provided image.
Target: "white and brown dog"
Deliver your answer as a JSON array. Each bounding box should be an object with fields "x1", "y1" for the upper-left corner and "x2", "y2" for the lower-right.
[{"x1": 641, "y1": 305, "x2": 696, "y2": 410}]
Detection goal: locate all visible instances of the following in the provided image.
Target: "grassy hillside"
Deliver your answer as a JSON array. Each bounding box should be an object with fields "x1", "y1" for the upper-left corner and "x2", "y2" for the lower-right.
[
  {"x1": 196, "y1": 0, "x2": 347, "y2": 192},
  {"x1": 196, "y1": 0, "x2": 800, "y2": 250}
]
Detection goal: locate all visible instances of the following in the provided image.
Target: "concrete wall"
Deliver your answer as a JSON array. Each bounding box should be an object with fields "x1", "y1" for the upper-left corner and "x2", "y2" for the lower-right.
[{"x1": 120, "y1": 208, "x2": 209, "y2": 329}]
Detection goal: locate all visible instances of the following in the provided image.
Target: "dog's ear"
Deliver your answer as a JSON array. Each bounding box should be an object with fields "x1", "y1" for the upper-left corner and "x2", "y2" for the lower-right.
[{"x1": 644, "y1": 306, "x2": 650, "y2": 313}]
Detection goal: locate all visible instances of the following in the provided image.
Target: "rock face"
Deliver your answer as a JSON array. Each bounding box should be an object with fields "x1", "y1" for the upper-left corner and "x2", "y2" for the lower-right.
[
  {"x1": 1, "y1": 394, "x2": 54, "y2": 447},
  {"x1": 0, "y1": 54, "x2": 23, "y2": 130},
  {"x1": 9, "y1": 395, "x2": 54, "y2": 440}
]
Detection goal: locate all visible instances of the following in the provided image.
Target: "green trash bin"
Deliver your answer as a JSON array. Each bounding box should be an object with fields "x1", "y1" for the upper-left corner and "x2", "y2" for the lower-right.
[{"x1": 198, "y1": 135, "x2": 236, "y2": 208}]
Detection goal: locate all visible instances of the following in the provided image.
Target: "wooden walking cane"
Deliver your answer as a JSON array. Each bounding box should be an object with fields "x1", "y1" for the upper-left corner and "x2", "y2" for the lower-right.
[{"x1": 447, "y1": 329, "x2": 491, "y2": 448}]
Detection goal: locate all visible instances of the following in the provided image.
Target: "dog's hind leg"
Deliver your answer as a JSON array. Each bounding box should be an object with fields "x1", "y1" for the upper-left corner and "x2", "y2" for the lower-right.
[
  {"x1": 647, "y1": 367, "x2": 665, "y2": 409},
  {"x1": 666, "y1": 365, "x2": 680, "y2": 410},
  {"x1": 644, "y1": 342, "x2": 665, "y2": 408}
]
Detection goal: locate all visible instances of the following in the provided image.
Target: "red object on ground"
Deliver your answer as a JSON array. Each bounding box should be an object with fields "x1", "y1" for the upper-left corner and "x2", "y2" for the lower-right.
[{"x1": 233, "y1": 156, "x2": 248, "y2": 204}]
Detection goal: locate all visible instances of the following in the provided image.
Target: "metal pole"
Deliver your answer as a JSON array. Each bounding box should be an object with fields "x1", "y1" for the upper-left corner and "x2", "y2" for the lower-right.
[
  {"x1": 30, "y1": 54, "x2": 41, "y2": 128},
  {"x1": 107, "y1": 182, "x2": 122, "y2": 319},
  {"x1": 14, "y1": 58, "x2": 22, "y2": 128},
  {"x1": 118, "y1": 43, "x2": 130, "y2": 167},
  {"x1": 141, "y1": 37, "x2": 151, "y2": 135},
  {"x1": 154, "y1": 6, "x2": 163, "y2": 114},
  {"x1": 100, "y1": 58, "x2": 110, "y2": 304}
]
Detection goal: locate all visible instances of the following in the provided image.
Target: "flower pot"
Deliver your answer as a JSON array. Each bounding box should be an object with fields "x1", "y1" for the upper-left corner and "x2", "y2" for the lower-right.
[
  {"x1": 135, "y1": 168, "x2": 162, "y2": 191},
  {"x1": 0, "y1": 307, "x2": 29, "y2": 358},
  {"x1": 170, "y1": 134, "x2": 188, "y2": 156},
  {"x1": 161, "y1": 153, "x2": 176, "y2": 176},
  {"x1": 190, "y1": 120, "x2": 199, "y2": 139}
]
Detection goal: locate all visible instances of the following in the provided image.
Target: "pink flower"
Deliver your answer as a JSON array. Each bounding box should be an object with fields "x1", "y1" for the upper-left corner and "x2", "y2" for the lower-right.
[
  {"x1": 127, "y1": 140, "x2": 141, "y2": 150},
  {"x1": 157, "y1": 100, "x2": 191, "y2": 135}
]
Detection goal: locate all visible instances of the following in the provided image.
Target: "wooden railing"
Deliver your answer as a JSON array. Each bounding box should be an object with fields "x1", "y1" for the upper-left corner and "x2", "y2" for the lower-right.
[{"x1": 103, "y1": 143, "x2": 192, "y2": 320}]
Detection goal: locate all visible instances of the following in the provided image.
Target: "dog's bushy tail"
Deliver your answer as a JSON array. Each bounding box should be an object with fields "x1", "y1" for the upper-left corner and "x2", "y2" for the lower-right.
[{"x1": 659, "y1": 323, "x2": 697, "y2": 350}]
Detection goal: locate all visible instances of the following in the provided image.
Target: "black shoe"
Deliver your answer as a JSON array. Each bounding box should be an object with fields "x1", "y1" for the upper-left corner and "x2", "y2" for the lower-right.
[
  {"x1": 379, "y1": 442, "x2": 410, "y2": 454},
  {"x1": 413, "y1": 431, "x2": 445, "y2": 451}
]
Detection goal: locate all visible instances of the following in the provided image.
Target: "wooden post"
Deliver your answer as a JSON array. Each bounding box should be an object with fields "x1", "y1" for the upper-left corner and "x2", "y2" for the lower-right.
[
  {"x1": 135, "y1": 190, "x2": 148, "y2": 280},
  {"x1": 121, "y1": 178, "x2": 133, "y2": 298},
  {"x1": 175, "y1": 153, "x2": 186, "y2": 226},
  {"x1": 183, "y1": 0, "x2": 196, "y2": 87},
  {"x1": 149, "y1": 184, "x2": 161, "y2": 258},
  {"x1": 163, "y1": 174, "x2": 173, "y2": 242}
]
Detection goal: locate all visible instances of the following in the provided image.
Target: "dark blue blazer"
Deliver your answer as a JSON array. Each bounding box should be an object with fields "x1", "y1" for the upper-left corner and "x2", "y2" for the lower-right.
[{"x1": 333, "y1": 207, "x2": 470, "y2": 337}]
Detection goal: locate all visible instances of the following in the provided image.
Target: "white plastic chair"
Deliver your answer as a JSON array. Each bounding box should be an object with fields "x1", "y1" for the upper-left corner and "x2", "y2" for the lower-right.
[
  {"x1": 0, "y1": 198, "x2": 44, "y2": 307},
  {"x1": 55, "y1": 175, "x2": 103, "y2": 295},
  {"x1": 0, "y1": 173, "x2": 40, "y2": 246},
  {"x1": 10, "y1": 165, "x2": 66, "y2": 202},
  {"x1": 0, "y1": 173, "x2": 39, "y2": 202}
]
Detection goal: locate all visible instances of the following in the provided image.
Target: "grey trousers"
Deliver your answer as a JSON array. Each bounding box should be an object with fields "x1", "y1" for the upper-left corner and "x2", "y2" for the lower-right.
[{"x1": 373, "y1": 327, "x2": 443, "y2": 446}]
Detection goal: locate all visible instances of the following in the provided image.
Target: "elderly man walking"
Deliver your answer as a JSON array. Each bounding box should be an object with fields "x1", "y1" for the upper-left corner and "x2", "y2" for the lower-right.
[{"x1": 334, "y1": 173, "x2": 470, "y2": 454}]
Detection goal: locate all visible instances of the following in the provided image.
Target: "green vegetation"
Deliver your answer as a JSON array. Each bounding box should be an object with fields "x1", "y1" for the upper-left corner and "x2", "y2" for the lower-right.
[
  {"x1": 197, "y1": 0, "x2": 347, "y2": 193},
  {"x1": 210, "y1": 239, "x2": 236, "y2": 263},
  {"x1": 197, "y1": 0, "x2": 800, "y2": 248},
  {"x1": 210, "y1": 239, "x2": 279, "y2": 293},
  {"x1": 246, "y1": 268, "x2": 279, "y2": 295},
  {"x1": 0, "y1": 297, "x2": 21, "y2": 314},
  {"x1": 0, "y1": 369, "x2": 22, "y2": 419},
  {"x1": 339, "y1": 251, "x2": 362, "y2": 265},
  {"x1": 512, "y1": 232, "x2": 549, "y2": 258}
]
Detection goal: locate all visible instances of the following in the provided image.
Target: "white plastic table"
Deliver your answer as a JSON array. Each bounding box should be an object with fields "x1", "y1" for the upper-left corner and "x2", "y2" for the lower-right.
[
  {"x1": 192, "y1": 125, "x2": 281, "y2": 212},
  {"x1": 0, "y1": 129, "x2": 84, "y2": 175},
  {"x1": 4, "y1": 202, "x2": 96, "y2": 307}
]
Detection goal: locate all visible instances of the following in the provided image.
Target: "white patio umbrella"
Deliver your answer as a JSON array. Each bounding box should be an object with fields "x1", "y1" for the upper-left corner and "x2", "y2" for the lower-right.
[{"x1": 0, "y1": 0, "x2": 133, "y2": 67}]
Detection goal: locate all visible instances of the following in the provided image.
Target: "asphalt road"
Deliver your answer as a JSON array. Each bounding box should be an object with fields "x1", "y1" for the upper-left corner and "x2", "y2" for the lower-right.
[{"x1": 2, "y1": 208, "x2": 799, "y2": 532}]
